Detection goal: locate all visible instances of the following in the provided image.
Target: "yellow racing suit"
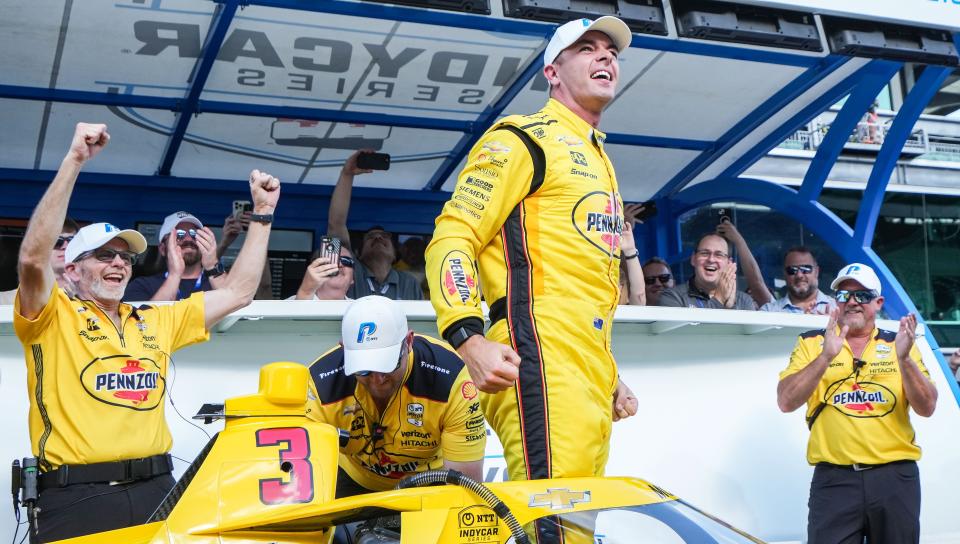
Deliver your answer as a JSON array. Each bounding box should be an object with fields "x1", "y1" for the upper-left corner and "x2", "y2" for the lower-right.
[{"x1": 426, "y1": 98, "x2": 623, "y2": 487}]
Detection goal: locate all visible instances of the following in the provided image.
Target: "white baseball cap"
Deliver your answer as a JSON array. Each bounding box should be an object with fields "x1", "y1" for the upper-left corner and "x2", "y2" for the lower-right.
[
  {"x1": 65, "y1": 222, "x2": 148, "y2": 263},
  {"x1": 544, "y1": 16, "x2": 633, "y2": 67},
  {"x1": 158, "y1": 211, "x2": 203, "y2": 243},
  {"x1": 342, "y1": 296, "x2": 409, "y2": 376},
  {"x1": 831, "y1": 263, "x2": 882, "y2": 295}
]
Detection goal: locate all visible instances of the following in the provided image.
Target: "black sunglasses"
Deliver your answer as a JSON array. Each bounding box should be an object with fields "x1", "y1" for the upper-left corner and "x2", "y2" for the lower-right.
[
  {"x1": 340, "y1": 255, "x2": 355, "y2": 268},
  {"x1": 835, "y1": 290, "x2": 878, "y2": 304},
  {"x1": 53, "y1": 235, "x2": 75, "y2": 250},
  {"x1": 785, "y1": 264, "x2": 815, "y2": 276},
  {"x1": 75, "y1": 247, "x2": 139, "y2": 265},
  {"x1": 644, "y1": 274, "x2": 672, "y2": 285}
]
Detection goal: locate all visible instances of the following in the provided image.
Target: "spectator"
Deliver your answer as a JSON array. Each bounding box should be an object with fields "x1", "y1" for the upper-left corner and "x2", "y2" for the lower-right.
[
  {"x1": 761, "y1": 246, "x2": 836, "y2": 314},
  {"x1": 425, "y1": 18, "x2": 638, "y2": 543},
  {"x1": 289, "y1": 242, "x2": 355, "y2": 300},
  {"x1": 715, "y1": 219, "x2": 772, "y2": 308},
  {"x1": 642, "y1": 257, "x2": 674, "y2": 307},
  {"x1": 619, "y1": 218, "x2": 645, "y2": 305},
  {"x1": 0, "y1": 217, "x2": 79, "y2": 304},
  {"x1": 395, "y1": 235, "x2": 427, "y2": 286},
  {"x1": 123, "y1": 211, "x2": 227, "y2": 301},
  {"x1": 327, "y1": 150, "x2": 422, "y2": 300},
  {"x1": 659, "y1": 233, "x2": 757, "y2": 309},
  {"x1": 777, "y1": 263, "x2": 937, "y2": 543},
  {"x1": 13, "y1": 122, "x2": 279, "y2": 542},
  {"x1": 306, "y1": 296, "x2": 485, "y2": 497}
]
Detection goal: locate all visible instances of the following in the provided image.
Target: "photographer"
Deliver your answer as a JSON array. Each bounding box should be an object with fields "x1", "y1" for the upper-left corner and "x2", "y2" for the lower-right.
[{"x1": 289, "y1": 239, "x2": 355, "y2": 300}]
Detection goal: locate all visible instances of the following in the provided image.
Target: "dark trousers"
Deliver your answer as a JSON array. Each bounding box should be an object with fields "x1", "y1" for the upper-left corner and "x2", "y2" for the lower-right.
[
  {"x1": 336, "y1": 466, "x2": 374, "y2": 499},
  {"x1": 36, "y1": 473, "x2": 175, "y2": 543},
  {"x1": 808, "y1": 461, "x2": 920, "y2": 544}
]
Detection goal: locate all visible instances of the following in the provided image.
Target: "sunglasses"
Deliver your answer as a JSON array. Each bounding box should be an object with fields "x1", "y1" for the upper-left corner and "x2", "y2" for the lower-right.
[
  {"x1": 176, "y1": 228, "x2": 198, "y2": 241},
  {"x1": 644, "y1": 274, "x2": 672, "y2": 285},
  {"x1": 355, "y1": 345, "x2": 405, "y2": 377},
  {"x1": 75, "y1": 247, "x2": 139, "y2": 265},
  {"x1": 835, "y1": 290, "x2": 879, "y2": 304},
  {"x1": 53, "y1": 235, "x2": 75, "y2": 250},
  {"x1": 339, "y1": 255, "x2": 355, "y2": 268},
  {"x1": 785, "y1": 265, "x2": 815, "y2": 276}
]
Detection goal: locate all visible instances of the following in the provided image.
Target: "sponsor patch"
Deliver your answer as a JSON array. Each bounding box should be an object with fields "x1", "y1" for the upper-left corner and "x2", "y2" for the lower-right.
[
  {"x1": 461, "y1": 381, "x2": 478, "y2": 400},
  {"x1": 829, "y1": 381, "x2": 896, "y2": 417},
  {"x1": 80, "y1": 356, "x2": 165, "y2": 410},
  {"x1": 406, "y1": 402, "x2": 424, "y2": 427},
  {"x1": 463, "y1": 176, "x2": 494, "y2": 192},
  {"x1": 570, "y1": 151, "x2": 589, "y2": 166},
  {"x1": 532, "y1": 128, "x2": 546, "y2": 139},
  {"x1": 557, "y1": 134, "x2": 584, "y2": 147},
  {"x1": 876, "y1": 344, "x2": 891, "y2": 353},
  {"x1": 571, "y1": 191, "x2": 624, "y2": 256},
  {"x1": 454, "y1": 194, "x2": 485, "y2": 211},
  {"x1": 440, "y1": 250, "x2": 480, "y2": 307},
  {"x1": 481, "y1": 141, "x2": 511, "y2": 154}
]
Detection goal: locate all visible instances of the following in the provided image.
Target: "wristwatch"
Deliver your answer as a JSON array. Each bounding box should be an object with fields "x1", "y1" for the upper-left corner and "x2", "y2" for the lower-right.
[
  {"x1": 622, "y1": 252, "x2": 639, "y2": 259},
  {"x1": 448, "y1": 326, "x2": 481, "y2": 349},
  {"x1": 250, "y1": 213, "x2": 273, "y2": 224},
  {"x1": 204, "y1": 261, "x2": 226, "y2": 278}
]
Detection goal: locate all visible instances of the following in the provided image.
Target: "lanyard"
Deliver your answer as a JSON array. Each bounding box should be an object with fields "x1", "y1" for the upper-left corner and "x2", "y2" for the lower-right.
[
  {"x1": 366, "y1": 277, "x2": 390, "y2": 296},
  {"x1": 165, "y1": 272, "x2": 203, "y2": 300}
]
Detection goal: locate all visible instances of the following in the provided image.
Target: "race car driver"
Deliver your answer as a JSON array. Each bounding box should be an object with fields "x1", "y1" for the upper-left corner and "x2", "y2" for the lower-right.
[
  {"x1": 424, "y1": 16, "x2": 639, "y2": 540},
  {"x1": 306, "y1": 296, "x2": 485, "y2": 497}
]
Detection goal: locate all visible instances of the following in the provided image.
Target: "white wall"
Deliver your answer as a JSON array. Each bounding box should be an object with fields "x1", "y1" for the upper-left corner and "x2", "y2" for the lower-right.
[{"x1": 1, "y1": 302, "x2": 958, "y2": 542}]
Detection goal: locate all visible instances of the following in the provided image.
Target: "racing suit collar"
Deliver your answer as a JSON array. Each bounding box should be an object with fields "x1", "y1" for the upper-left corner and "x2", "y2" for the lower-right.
[{"x1": 544, "y1": 98, "x2": 607, "y2": 145}]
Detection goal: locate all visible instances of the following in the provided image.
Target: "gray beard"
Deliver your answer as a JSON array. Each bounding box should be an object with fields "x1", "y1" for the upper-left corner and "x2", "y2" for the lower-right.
[{"x1": 788, "y1": 283, "x2": 817, "y2": 301}]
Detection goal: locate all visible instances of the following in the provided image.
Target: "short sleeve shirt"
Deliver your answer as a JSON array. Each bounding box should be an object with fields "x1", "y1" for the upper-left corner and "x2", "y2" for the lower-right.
[
  {"x1": 14, "y1": 284, "x2": 209, "y2": 469},
  {"x1": 780, "y1": 327, "x2": 932, "y2": 465},
  {"x1": 306, "y1": 334, "x2": 485, "y2": 491}
]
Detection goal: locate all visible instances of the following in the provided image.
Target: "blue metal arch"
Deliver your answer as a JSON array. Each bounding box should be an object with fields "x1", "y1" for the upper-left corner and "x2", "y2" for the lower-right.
[{"x1": 670, "y1": 177, "x2": 960, "y2": 405}]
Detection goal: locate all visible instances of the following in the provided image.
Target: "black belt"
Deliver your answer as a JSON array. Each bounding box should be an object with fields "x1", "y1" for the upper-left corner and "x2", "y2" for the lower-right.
[
  {"x1": 39, "y1": 454, "x2": 173, "y2": 490},
  {"x1": 817, "y1": 459, "x2": 914, "y2": 472}
]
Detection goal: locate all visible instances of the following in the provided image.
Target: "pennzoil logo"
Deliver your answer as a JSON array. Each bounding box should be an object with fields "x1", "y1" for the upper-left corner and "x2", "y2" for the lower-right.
[
  {"x1": 829, "y1": 381, "x2": 896, "y2": 417},
  {"x1": 80, "y1": 355, "x2": 165, "y2": 410},
  {"x1": 571, "y1": 191, "x2": 624, "y2": 257},
  {"x1": 440, "y1": 250, "x2": 479, "y2": 307}
]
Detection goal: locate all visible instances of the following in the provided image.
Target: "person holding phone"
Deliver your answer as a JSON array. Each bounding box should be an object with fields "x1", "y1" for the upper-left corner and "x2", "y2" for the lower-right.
[
  {"x1": 123, "y1": 211, "x2": 227, "y2": 301},
  {"x1": 289, "y1": 237, "x2": 356, "y2": 300},
  {"x1": 326, "y1": 150, "x2": 422, "y2": 301},
  {"x1": 0, "y1": 217, "x2": 80, "y2": 304}
]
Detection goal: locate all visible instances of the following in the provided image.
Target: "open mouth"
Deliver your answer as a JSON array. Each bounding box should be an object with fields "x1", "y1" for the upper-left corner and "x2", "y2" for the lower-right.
[
  {"x1": 591, "y1": 70, "x2": 612, "y2": 81},
  {"x1": 104, "y1": 273, "x2": 125, "y2": 284},
  {"x1": 703, "y1": 264, "x2": 719, "y2": 273}
]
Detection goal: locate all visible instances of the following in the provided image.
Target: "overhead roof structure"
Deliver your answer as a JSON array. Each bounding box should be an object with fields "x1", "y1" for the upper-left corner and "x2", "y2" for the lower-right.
[{"x1": 1, "y1": 0, "x2": 959, "y2": 326}]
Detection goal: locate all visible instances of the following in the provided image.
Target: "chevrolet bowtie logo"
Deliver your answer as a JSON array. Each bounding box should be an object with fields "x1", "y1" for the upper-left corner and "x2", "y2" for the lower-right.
[{"x1": 529, "y1": 488, "x2": 591, "y2": 510}]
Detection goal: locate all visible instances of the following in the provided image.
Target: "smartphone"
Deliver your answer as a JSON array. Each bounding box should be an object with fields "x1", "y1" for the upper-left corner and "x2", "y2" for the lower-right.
[
  {"x1": 319, "y1": 236, "x2": 342, "y2": 277},
  {"x1": 232, "y1": 200, "x2": 252, "y2": 218},
  {"x1": 357, "y1": 152, "x2": 391, "y2": 171},
  {"x1": 718, "y1": 208, "x2": 732, "y2": 223},
  {"x1": 635, "y1": 200, "x2": 658, "y2": 221}
]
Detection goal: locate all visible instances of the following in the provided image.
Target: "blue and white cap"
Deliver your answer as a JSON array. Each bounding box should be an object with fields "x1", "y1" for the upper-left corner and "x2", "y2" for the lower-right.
[
  {"x1": 830, "y1": 263, "x2": 882, "y2": 295},
  {"x1": 543, "y1": 16, "x2": 632, "y2": 66},
  {"x1": 341, "y1": 295, "x2": 409, "y2": 376},
  {"x1": 65, "y1": 222, "x2": 148, "y2": 263}
]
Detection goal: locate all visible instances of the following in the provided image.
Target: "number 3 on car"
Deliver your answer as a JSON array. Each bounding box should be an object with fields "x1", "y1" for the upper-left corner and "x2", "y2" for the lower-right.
[{"x1": 256, "y1": 427, "x2": 315, "y2": 504}]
